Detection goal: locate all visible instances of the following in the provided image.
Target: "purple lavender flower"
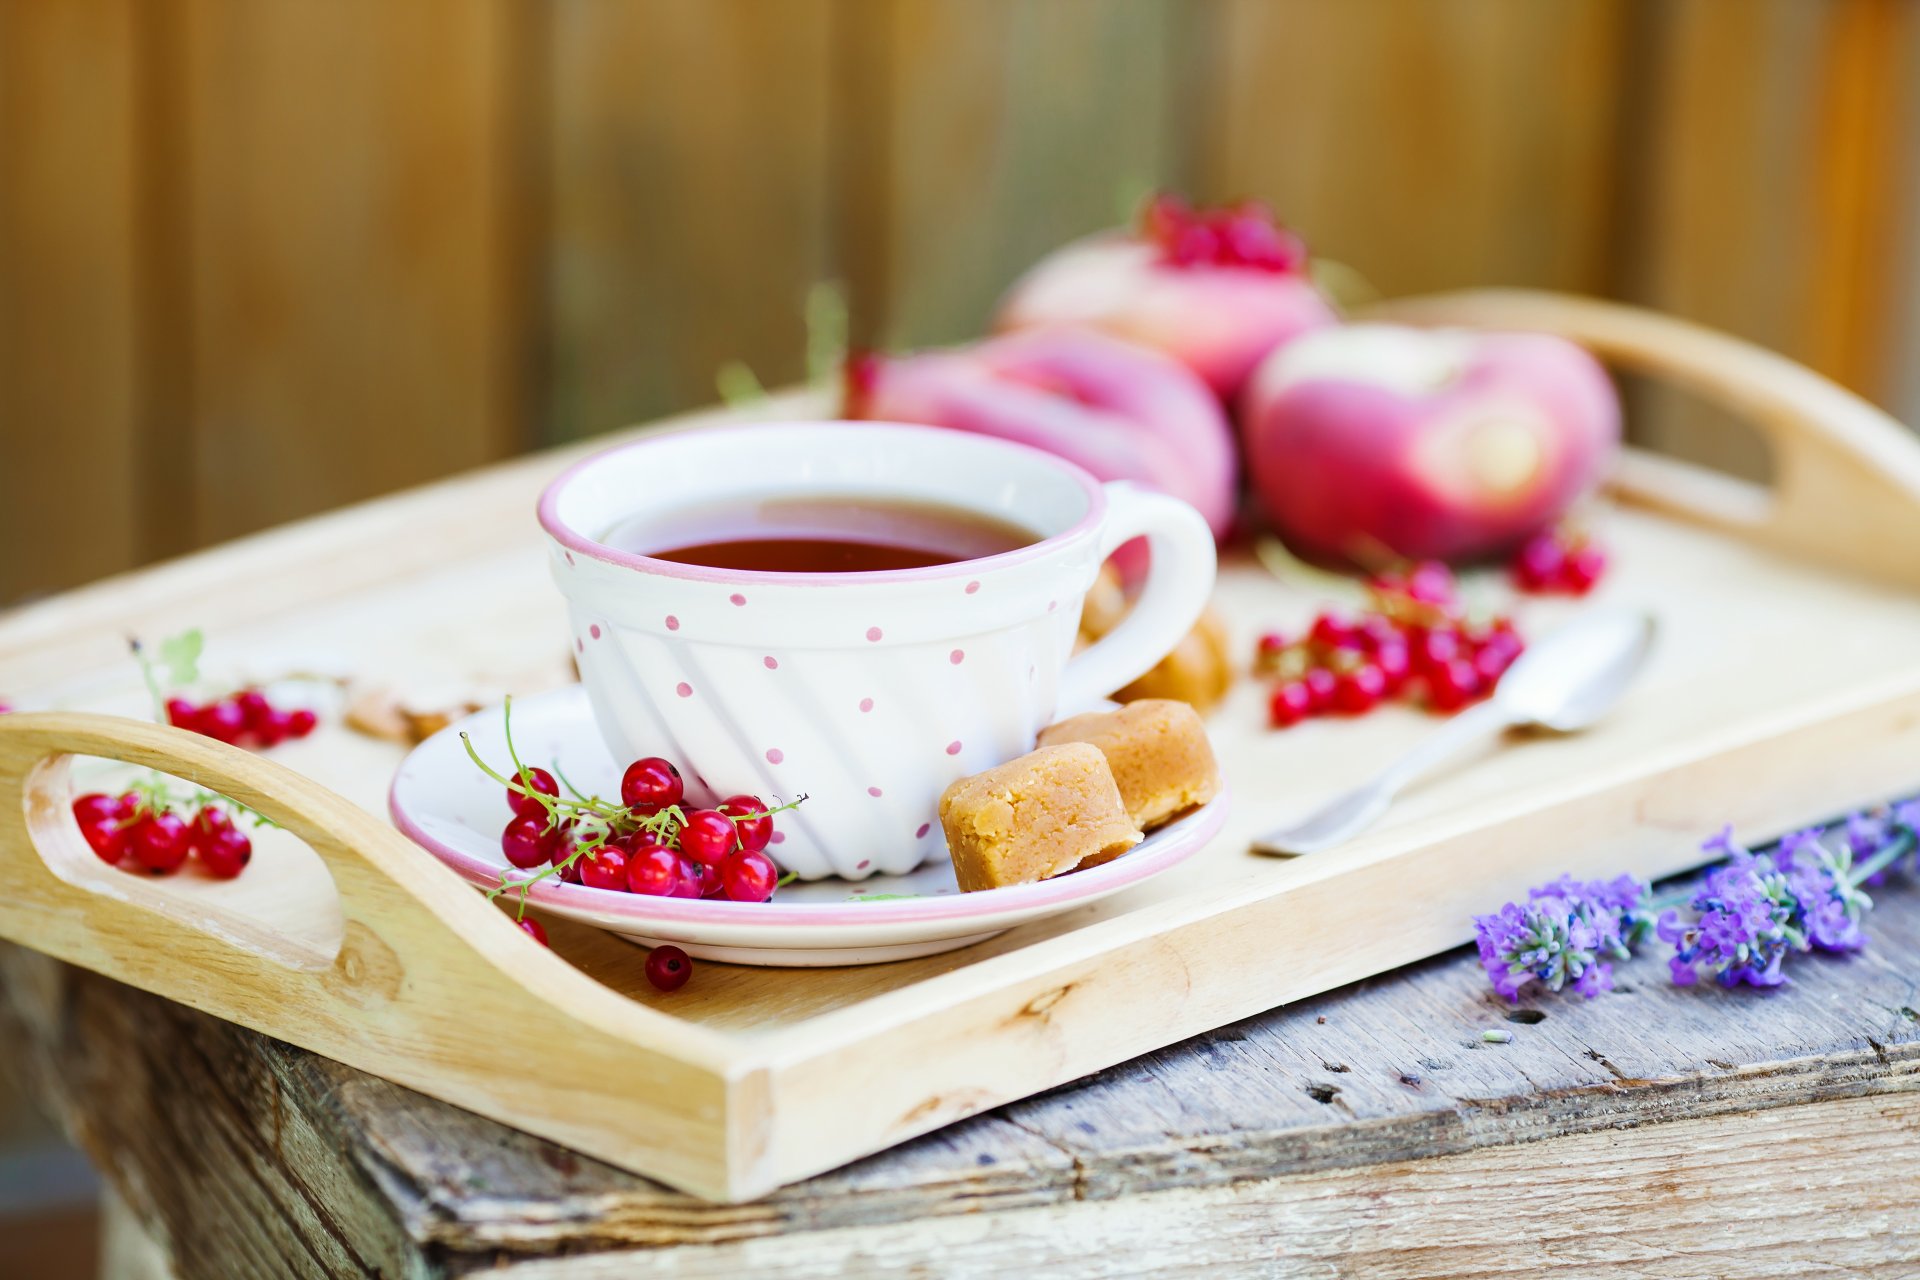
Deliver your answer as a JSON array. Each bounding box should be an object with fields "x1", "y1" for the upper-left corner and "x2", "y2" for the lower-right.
[
  {"x1": 1780, "y1": 837, "x2": 1871, "y2": 952},
  {"x1": 1473, "y1": 874, "x2": 1650, "y2": 1002},
  {"x1": 1845, "y1": 812, "x2": 1894, "y2": 884}
]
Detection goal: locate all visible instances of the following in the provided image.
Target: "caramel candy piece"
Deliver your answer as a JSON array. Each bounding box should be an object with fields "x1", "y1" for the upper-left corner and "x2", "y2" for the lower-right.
[
  {"x1": 1038, "y1": 699, "x2": 1220, "y2": 831},
  {"x1": 1115, "y1": 607, "x2": 1234, "y2": 713},
  {"x1": 939, "y1": 744, "x2": 1143, "y2": 892}
]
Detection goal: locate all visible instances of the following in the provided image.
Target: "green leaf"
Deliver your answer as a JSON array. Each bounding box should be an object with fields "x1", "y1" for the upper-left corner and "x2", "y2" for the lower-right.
[
  {"x1": 715, "y1": 361, "x2": 767, "y2": 407},
  {"x1": 157, "y1": 629, "x2": 204, "y2": 687},
  {"x1": 803, "y1": 280, "x2": 848, "y2": 384}
]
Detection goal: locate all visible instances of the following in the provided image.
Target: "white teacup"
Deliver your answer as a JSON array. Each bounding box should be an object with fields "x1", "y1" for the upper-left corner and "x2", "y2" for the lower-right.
[{"x1": 537, "y1": 421, "x2": 1216, "y2": 879}]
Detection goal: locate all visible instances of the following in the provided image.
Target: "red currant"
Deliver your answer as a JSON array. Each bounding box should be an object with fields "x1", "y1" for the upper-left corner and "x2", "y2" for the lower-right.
[
  {"x1": 644, "y1": 944, "x2": 693, "y2": 992},
  {"x1": 1405, "y1": 561, "x2": 1457, "y2": 606},
  {"x1": 1302, "y1": 666, "x2": 1338, "y2": 713},
  {"x1": 500, "y1": 815, "x2": 555, "y2": 870},
  {"x1": 1512, "y1": 532, "x2": 1566, "y2": 591},
  {"x1": 72, "y1": 793, "x2": 118, "y2": 827},
  {"x1": 620, "y1": 757, "x2": 683, "y2": 813},
  {"x1": 579, "y1": 844, "x2": 629, "y2": 891},
  {"x1": 718, "y1": 795, "x2": 773, "y2": 853},
  {"x1": 1563, "y1": 546, "x2": 1606, "y2": 594},
  {"x1": 165, "y1": 698, "x2": 199, "y2": 729},
  {"x1": 688, "y1": 857, "x2": 724, "y2": 898},
  {"x1": 1429, "y1": 658, "x2": 1482, "y2": 712},
  {"x1": 254, "y1": 710, "x2": 293, "y2": 749},
  {"x1": 720, "y1": 849, "x2": 779, "y2": 903},
  {"x1": 285, "y1": 707, "x2": 318, "y2": 738},
  {"x1": 1268, "y1": 681, "x2": 1314, "y2": 728},
  {"x1": 192, "y1": 815, "x2": 253, "y2": 879},
  {"x1": 517, "y1": 917, "x2": 549, "y2": 947},
  {"x1": 678, "y1": 808, "x2": 738, "y2": 864},
  {"x1": 1411, "y1": 627, "x2": 1462, "y2": 672},
  {"x1": 128, "y1": 812, "x2": 189, "y2": 874},
  {"x1": 196, "y1": 699, "x2": 246, "y2": 744},
  {"x1": 1309, "y1": 613, "x2": 1356, "y2": 652},
  {"x1": 1331, "y1": 664, "x2": 1387, "y2": 715},
  {"x1": 1373, "y1": 639, "x2": 1412, "y2": 691},
  {"x1": 507, "y1": 767, "x2": 558, "y2": 820},
  {"x1": 235, "y1": 689, "x2": 272, "y2": 734},
  {"x1": 626, "y1": 841, "x2": 682, "y2": 896}
]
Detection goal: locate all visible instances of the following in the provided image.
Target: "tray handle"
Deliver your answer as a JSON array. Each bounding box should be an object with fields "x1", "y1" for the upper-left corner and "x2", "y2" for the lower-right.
[
  {"x1": 1366, "y1": 288, "x2": 1920, "y2": 592},
  {"x1": 0, "y1": 711, "x2": 741, "y2": 1192}
]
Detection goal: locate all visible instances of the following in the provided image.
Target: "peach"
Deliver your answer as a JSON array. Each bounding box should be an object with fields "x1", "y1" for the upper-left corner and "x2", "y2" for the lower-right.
[
  {"x1": 994, "y1": 195, "x2": 1339, "y2": 402},
  {"x1": 844, "y1": 326, "x2": 1239, "y2": 540},
  {"x1": 1239, "y1": 324, "x2": 1620, "y2": 565}
]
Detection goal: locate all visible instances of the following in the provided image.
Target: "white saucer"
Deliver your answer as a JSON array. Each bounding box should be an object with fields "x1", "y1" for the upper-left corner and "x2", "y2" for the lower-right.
[{"x1": 388, "y1": 685, "x2": 1227, "y2": 966}]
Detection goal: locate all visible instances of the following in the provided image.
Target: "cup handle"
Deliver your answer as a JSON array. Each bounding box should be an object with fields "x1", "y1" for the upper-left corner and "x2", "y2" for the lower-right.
[{"x1": 1056, "y1": 482, "x2": 1218, "y2": 715}]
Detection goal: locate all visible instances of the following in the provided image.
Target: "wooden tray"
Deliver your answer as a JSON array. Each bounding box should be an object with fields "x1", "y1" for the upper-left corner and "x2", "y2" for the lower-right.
[{"x1": 3, "y1": 291, "x2": 1919, "y2": 1203}]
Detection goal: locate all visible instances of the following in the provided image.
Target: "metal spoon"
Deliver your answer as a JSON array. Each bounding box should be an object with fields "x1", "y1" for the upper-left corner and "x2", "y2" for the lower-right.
[{"x1": 1250, "y1": 609, "x2": 1657, "y2": 856}]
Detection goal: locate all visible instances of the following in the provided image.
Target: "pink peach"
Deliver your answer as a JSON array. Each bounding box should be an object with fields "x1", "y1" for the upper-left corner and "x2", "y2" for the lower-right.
[
  {"x1": 844, "y1": 326, "x2": 1238, "y2": 540},
  {"x1": 1240, "y1": 324, "x2": 1620, "y2": 565},
  {"x1": 994, "y1": 196, "x2": 1339, "y2": 402}
]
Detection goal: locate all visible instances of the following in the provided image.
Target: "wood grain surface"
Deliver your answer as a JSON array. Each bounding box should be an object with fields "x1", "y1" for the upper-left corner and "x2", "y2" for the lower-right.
[{"x1": 4, "y1": 867, "x2": 1916, "y2": 1276}]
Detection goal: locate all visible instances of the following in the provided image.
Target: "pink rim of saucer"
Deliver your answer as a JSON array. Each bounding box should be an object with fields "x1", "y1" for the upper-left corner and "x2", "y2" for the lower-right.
[
  {"x1": 535, "y1": 420, "x2": 1110, "y2": 588},
  {"x1": 388, "y1": 774, "x2": 1228, "y2": 928}
]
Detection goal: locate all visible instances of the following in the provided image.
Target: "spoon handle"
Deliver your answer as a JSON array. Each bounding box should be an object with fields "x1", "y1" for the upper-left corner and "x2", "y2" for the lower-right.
[{"x1": 1250, "y1": 700, "x2": 1518, "y2": 856}]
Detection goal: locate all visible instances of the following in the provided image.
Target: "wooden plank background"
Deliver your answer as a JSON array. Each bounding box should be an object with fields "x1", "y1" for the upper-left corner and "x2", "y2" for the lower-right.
[{"x1": 2, "y1": 0, "x2": 1917, "y2": 605}]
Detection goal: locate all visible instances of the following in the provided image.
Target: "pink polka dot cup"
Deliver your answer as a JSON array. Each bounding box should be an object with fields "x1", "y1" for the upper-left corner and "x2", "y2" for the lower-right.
[{"x1": 538, "y1": 422, "x2": 1216, "y2": 879}]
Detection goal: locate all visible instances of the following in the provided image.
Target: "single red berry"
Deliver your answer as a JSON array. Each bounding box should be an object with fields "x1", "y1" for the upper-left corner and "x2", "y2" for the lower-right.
[
  {"x1": 1255, "y1": 631, "x2": 1288, "y2": 659},
  {"x1": 500, "y1": 815, "x2": 555, "y2": 870},
  {"x1": 1331, "y1": 664, "x2": 1387, "y2": 715},
  {"x1": 1410, "y1": 627, "x2": 1461, "y2": 673},
  {"x1": 1165, "y1": 219, "x2": 1220, "y2": 267},
  {"x1": 128, "y1": 812, "x2": 189, "y2": 874},
  {"x1": 195, "y1": 822, "x2": 253, "y2": 879},
  {"x1": 507, "y1": 767, "x2": 558, "y2": 820},
  {"x1": 555, "y1": 854, "x2": 583, "y2": 884},
  {"x1": 517, "y1": 917, "x2": 549, "y2": 947},
  {"x1": 579, "y1": 844, "x2": 629, "y2": 891},
  {"x1": 165, "y1": 698, "x2": 199, "y2": 729},
  {"x1": 1269, "y1": 681, "x2": 1314, "y2": 728},
  {"x1": 1308, "y1": 613, "x2": 1356, "y2": 652},
  {"x1": 235, "y1": 689, "x2": 272, "y2": 734},
  {"x1": 626, "y1": 841, "x2": 682, "y2": 896},
  {"x1": 718, "y1": 795, "x2": 773, "y2": 853},
  {"x1": 720, "y1": 849, "x2": 779, "y2": 903},
  {"x1": 1402, "y1": 561, "x2": 1456, "y2": 607},
  {"x1": 1355, "y1": 616, "x2": 1401, "y2": 654},
  {"x1": 1429, "y1": 658, "x2": 1483, "y2": 712},
  {"x1": 72, "y1": 793, "x2": 118, "y2": 827},
  {"x1": 620, "y1": 757, "x2": 684, "y2": 813},
  {"x1": 688, "y1": 857, "x2": 724, "y2": 899},
  {"x1": 678, "y1": 808, "x2": 738, "y2": 864},
  {"x1": 1302, "y1": 666, "x2": 1338, "y2": 713},
  {"x1": 1374, "y1": 639, "x2": 1412, "y2": 691},
  {"x1": 1563, "y1": 545, "x2": 1606, "y2": 594},
  {"x1": 285, "y1": 707, "x2": 318, "y2": 738},
  {"x1": 644, "y1": 945, "x2": 693, "y2": 992},
  {"x1": 1512, "y1": 532, "x2": 1565, "y2": 591},
  {"x1": 254, "y1": 710, "x2": 294, "y2": 749},
  {"x1": 196, "y1": 699, "x2": 247, "y2": 744}
]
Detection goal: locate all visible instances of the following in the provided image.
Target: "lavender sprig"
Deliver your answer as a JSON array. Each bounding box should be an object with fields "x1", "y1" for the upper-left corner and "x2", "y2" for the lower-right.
[
  {"x1": 1473, "y1": 873, "x2": 1650, "y2": 1001},
  {"x1": 1476, "y1": 805, "x2": 1918, "y2": 1000}
]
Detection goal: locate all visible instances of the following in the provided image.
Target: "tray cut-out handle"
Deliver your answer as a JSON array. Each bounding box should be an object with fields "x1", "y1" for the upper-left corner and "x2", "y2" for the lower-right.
[
  {"x1": 1368, "y1": 289, "x2": 1920, "y2": 593},
  {"x1": 0, "y1": 711, "x2": 746, "y2": 1198}
]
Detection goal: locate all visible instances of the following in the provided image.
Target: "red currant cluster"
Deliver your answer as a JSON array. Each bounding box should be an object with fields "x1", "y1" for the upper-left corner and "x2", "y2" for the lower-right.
[
  {"x1": 166, "y1": 690, "x2": 317, "y2": 749},
  {"x1": 1257, "y1": 561, "x2": 1527, "y2": 726},
  {"x1": 72, "y1": 791, "x2": 253, "y2": 878},
  {"x1": 496, "y1": 759, "x2": 783, "y2": 907},
  {"x1": 1511, "y1": 527, "x2": 1606, "y2": 595},
  {"x1": 1140, "y1": 193, "x2": 1306, "y2": 273}
]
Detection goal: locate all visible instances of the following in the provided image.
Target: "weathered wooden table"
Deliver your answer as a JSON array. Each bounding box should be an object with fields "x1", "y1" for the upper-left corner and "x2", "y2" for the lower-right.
[{"x1": 3, "y1": 863, "x2": 1916, "y2": 1278}]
